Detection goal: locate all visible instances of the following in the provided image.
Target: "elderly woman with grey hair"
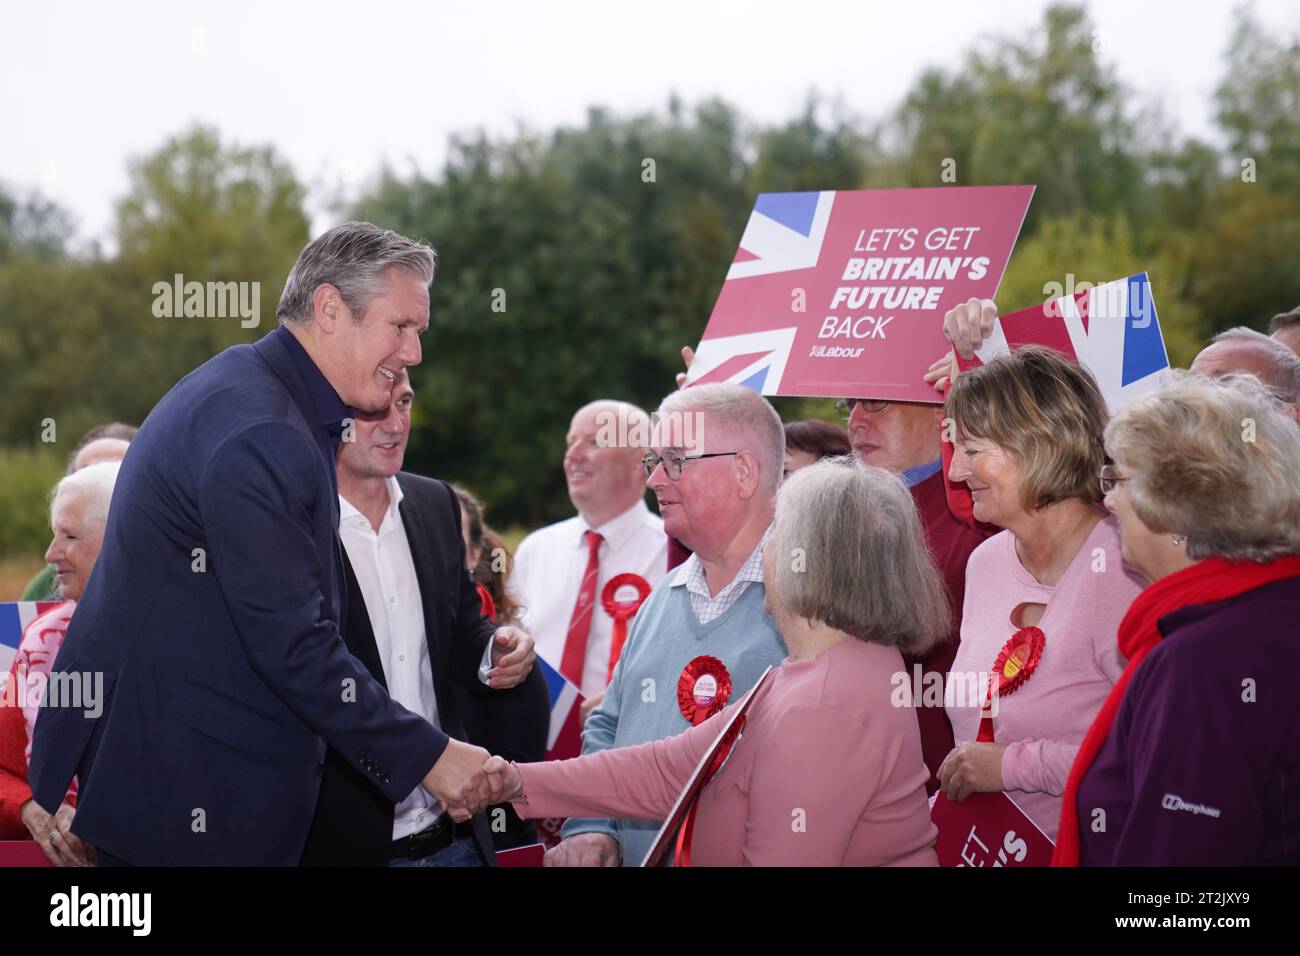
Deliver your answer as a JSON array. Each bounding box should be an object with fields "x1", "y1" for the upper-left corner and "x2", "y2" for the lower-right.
[
  {"x1": 1055, "y1": 373, "x2": 1300, "y2": 866},
  {"x1": 0, "y1": 461, "x2": 121, "y2": 866},
  {"x1": 480, "y1": 458, "x2": 951, "y2": 866}
]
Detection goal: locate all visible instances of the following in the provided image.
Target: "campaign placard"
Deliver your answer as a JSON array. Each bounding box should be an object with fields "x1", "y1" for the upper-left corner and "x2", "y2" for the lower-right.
[
  {"x1": 931, "y1": 791, "x2": 1054, "y2": 867},
  {"x1": 686, "y1": 186, "x2": 1034, "y2": 402},
  {"x1": 0, "y1": 842, "x2": 52, "y2": 867}
]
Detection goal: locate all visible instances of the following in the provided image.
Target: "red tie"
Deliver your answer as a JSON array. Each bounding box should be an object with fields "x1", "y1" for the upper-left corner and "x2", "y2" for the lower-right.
[{"x1": 559, "y1": 530, "x2": 603, "y2": 688}]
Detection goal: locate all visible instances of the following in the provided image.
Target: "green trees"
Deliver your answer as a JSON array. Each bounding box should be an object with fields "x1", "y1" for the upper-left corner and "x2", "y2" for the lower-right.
[{"x1": 0, "y1": 127, "x2": 309, "y2": 448}]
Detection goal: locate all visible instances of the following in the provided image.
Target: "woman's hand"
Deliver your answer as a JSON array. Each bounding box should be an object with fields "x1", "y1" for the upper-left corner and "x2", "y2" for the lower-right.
[
  {"x1": 21, "y1": 799, "x2": 96, "y2": 867},
  {"x1": 937, "y1": 742, "x2": 1007, "y2": 802},
  {"x1": 943, "y1": 297, "x2": 999, "y2": 359},
  {"x1": 925, "y1": 298, "x2": 1001, "y2": 393},
  {"x1": 482, "y1": 755, "x2": 524, "y2": 805}
]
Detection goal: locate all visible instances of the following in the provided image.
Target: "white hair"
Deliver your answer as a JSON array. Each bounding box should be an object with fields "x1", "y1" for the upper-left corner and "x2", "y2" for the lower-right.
[
  {"x1": 1207, "y1": 326, "x2": 1300, "y2": 403},
  {"x1": 657, "y1": 383, "x2": 785, "y2": 492},
  {"x1": 51, "y1": 460, "x2": 121, "y2": 529}
]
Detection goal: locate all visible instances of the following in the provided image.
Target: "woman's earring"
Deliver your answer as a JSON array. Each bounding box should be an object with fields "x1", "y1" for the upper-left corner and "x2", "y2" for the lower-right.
[{"x1": 1171, "y1": 535, "x2": 1185, "y2": 545}]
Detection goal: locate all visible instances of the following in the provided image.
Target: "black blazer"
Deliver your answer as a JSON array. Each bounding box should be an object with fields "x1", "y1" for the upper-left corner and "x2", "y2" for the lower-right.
[{"x1": 299, "y1": 471, "x2": 546, "y2": 866}]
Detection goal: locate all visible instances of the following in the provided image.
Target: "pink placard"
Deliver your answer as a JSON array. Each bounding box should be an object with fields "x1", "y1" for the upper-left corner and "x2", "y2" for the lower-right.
[
  {"x1": 495, "y1": 842, "x2": 546, "y2": 867},
  {"x1": 0, "y1": 841, "x2": 52, "y2": 867},
  {"x1": 931, "y1": 791, "x2": 1054, "y2": 867},
  {"x1": 688, "y1": 186, "x2": 1034, "y2": 402}
]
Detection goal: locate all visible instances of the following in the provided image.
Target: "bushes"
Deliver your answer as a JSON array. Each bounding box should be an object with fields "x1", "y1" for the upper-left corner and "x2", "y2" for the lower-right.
[{"x1": 0, "y1": 446, "x2": 63, "y2": 561}]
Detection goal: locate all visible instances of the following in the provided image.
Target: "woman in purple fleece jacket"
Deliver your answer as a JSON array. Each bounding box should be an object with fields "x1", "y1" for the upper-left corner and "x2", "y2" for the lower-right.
[{"x1": 1064, "y1": 373, "x2": 1300, "y2": 866}]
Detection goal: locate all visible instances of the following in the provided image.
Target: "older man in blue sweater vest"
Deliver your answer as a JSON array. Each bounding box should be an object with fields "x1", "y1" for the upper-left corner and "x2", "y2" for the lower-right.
[{"x1": 547, "y1": 383, "x2": 788, "y2": 867}]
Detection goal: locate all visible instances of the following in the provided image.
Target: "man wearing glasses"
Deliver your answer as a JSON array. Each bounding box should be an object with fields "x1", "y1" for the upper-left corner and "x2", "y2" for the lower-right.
[{"x1": 545, "y1": 383, "x2": 788, "y2": 867}]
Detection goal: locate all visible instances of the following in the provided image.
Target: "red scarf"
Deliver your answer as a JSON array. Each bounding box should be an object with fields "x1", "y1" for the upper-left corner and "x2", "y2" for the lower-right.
[{"x1": 1053, "y1": 554, "x2": 1300, "y2": 866}]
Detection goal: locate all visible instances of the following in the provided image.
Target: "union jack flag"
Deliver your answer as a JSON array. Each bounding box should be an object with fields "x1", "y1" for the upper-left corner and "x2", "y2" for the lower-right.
[
  {"x1": 971, "y1": 272, "x2": 1172, "y2": 413},
  {"x1": 0, "y1": 601, "x2": 64, "y2": 679},
  {"x1": 535, "y1": 656, "x2": 586, "y2": 847}
]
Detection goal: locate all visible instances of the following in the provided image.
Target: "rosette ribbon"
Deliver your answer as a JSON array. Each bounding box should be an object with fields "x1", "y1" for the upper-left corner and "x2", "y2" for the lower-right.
[
  {"x1": 602, "y1": 573, "x2": 652, "y2": 682},
  {"x1": 976, "y1": 626, "x2": 1045, "y2": 743}
]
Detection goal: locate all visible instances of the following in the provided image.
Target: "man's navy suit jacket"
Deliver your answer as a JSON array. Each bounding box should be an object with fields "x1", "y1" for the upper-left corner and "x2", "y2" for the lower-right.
[{"x1": 30, "y1": 329, "x2": 457, "y2": 865}]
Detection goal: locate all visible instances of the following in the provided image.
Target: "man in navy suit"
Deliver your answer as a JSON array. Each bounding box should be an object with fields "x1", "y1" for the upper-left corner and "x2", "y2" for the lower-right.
[{"x1": 29, "y1": 222, "x2": 534, "y2": 865}]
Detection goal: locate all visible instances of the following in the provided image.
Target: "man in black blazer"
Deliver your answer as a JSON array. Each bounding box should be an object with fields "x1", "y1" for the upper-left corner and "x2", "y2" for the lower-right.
[
  {"x1": 30, "y1": 223, "x2": 533, "y2": 865},
  {"x1": 301, "y1": 371, "x2": 548, "y2": 866}
]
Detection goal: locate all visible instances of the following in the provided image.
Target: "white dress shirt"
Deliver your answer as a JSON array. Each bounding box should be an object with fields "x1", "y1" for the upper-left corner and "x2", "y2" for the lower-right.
[
  {"x1": 338, "y1": 477, "x2": 442, "y2": 840},
  {"x1": 513, "y1": 498, "x2": 669, "y2": 697}
]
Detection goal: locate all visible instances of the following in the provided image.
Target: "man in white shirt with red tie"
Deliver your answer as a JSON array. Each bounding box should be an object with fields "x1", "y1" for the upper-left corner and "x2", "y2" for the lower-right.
[{"x1": 512, "y1": 400, "x2": 670, "y2": 712}]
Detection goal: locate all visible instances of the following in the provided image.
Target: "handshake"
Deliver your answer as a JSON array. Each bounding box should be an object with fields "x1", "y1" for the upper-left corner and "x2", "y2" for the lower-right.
[{"x1": 419, "y1": 739, "x2": 524, "y2": 821}]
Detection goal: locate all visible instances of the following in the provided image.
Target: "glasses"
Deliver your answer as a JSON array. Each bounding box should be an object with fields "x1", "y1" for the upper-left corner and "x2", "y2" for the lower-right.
[
  {"x1": 642, "y1": 449, "x2": 740, "y2": 480},
  {"x1": 834, "y1": 398, "x2": 889, "y2": 420},
  {"x1": 1099, "y1": 465, "x2": 1131, "y2": 494}
]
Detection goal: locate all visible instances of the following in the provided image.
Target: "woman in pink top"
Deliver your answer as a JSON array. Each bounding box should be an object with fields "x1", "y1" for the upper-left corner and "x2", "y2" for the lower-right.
[
  {"x1": 934, "y1": 327, "x2": 1147, "y2": 841},
  {"x1": 482, "y1": 458, "x2": 953, "y2": 865}
]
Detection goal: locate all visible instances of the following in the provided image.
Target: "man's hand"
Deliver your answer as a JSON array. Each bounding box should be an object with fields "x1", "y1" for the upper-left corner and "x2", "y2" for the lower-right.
[
  {"x1": 543, "y1": 832, "x2": 621, "y2": 867},
  {"x1": 579, "y1": 690, "x2": 605, "y2": 728},
  {"x1": 937, "y1": 741, "x2": 1007, "y2": 803},
  {"x1": 674, "y1": 345, "x2": 696, "y2": 390},
  {"x1": 487, "y1": 626, "x2": 535, "y2": 689},
  {"x1": 421, "y1": 738, "x2": 492, "y2": 821},
  {"x1": 21, "y1": 800, "x2": 95, "y2": 867},
  {"x1": 482, "y1": 755, "x2": 524, "y2": 804},
  {"x1": 942, "y1": 297, "x2": 998, "y2": 360}
]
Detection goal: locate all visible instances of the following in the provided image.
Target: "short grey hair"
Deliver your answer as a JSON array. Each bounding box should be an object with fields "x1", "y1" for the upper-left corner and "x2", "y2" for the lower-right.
[
  {"x1": 1268, "y1": 305, "x2": 1300, "y2": 334},
  {"x1": 1106, "y1": 371, "x2": 1300, "y2": 562},
  {"x1": 656, "y1": 383, "x2": 785, "y2": 493},
  {"x1": 276, "y1": 221, "x2": 436, "y2": 325},
  {"x1": 1207, "y1": 326, "x2": 1300, "y2": 403},
  {"x1": 51, "y1": 460, "x2": 121, "y2": 529},
  {"x1": 769, "y1": 457, "x2": 951, "y2": 653}
]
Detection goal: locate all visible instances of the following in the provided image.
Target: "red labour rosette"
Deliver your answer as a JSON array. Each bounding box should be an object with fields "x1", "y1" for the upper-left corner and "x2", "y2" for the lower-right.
[
  {"x1": 677, "y1": 655, "x2": 732, "y2": 726},
  {"x1": 976, "y1": 626, "x2": 1045, "y2": 743},
  {"x1": 602, "y1": 573, "x2": 652, "y2": 682}
]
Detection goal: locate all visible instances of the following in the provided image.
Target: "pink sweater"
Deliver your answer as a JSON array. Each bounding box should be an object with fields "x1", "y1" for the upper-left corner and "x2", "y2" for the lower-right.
[
  {"x1": 946, "y1": 515, "x2": 1146, "y2": 839},
  {"x1": 514, "y1": 636, "x2": 938, "y2": 866}
]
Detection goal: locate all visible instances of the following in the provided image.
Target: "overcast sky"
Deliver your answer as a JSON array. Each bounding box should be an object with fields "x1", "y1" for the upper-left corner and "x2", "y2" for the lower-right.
[{"x1": 4, "y1": 0, "x2": 1298, "y2": 246}]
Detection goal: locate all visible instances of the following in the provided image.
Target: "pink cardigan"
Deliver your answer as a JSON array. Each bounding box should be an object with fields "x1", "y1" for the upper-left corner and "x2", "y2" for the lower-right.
[{"x1": 514, "y1": 636, "x2": 938, "y2": 866}]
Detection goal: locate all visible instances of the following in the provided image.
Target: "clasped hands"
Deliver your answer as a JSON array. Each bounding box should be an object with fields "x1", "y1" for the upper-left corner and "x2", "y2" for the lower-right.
[
  {"x1": 20, "y1": 799, "x2": 95, "y2": 867},
  {"x1": 420, "y1": 739, "x2": 524, "y2": 821}
]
